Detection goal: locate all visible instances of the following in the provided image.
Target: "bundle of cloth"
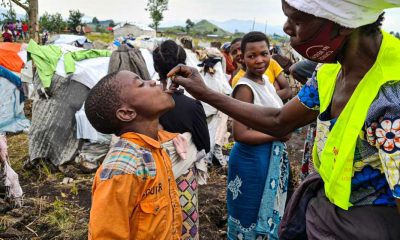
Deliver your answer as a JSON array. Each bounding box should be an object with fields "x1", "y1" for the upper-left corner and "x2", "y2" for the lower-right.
[
  {"x1": 184, "y1": 47, "x2": 232, "y2": 166},
  {"x1": 0, "y1": 42, "x2": 27, "y2": 73}
]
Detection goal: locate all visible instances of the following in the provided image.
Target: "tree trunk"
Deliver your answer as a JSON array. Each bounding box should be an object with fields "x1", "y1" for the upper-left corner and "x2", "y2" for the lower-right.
[{"x1": 28, "y1": 0, "x2": 39, "y2": 42}]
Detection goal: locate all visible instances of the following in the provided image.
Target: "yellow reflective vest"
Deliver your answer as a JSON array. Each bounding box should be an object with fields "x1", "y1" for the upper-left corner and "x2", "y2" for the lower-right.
[{"x1": 313, "y1": 31, "x2": 400, "y2": 210}]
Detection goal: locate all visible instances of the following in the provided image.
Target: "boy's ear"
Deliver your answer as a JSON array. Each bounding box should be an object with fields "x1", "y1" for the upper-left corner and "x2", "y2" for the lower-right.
[{"x1": 116, "y1": 107, "x2": 137, "y2": 122}]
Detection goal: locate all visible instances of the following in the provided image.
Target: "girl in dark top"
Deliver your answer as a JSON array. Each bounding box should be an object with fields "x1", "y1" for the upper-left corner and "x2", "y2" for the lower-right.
[{"x1": 153, "y1": 40, "x2": 210, "y2": 240}]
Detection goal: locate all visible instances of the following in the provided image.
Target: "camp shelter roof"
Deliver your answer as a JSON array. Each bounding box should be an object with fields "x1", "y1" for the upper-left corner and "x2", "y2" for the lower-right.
[
  {"x1": 0, "y1": 43, "x2": 26, "y2": 73},
  {"x1": 49, "y1": 34, "x2": 88, "y2": 46}
]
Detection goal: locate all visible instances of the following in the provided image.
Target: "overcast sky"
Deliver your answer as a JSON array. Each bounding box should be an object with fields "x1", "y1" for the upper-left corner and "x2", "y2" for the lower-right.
[{"x1": 14, "y1": 0, "x2": 400, "y2": 32}]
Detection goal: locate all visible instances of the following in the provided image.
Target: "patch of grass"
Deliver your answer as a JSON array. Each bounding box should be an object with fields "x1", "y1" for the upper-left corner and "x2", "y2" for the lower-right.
[
  {"x1": 0, "y1": 215, "x2": 15, "y2": 231},
  {"x1": 45, "y1": 198, "x2": 73, "y2": 231},
  {"x1": 70, "y1": 183, "x2": 78, "y2": 196},
  {"x1": 86, "y1": 33, "x2": 114, "y2": 43},
  {"x1": 7, "y1": 134, "x2": 29, "y2": 172},
  {"x1": 38, "y1": 160, "x2": 52, "y2": 179}
]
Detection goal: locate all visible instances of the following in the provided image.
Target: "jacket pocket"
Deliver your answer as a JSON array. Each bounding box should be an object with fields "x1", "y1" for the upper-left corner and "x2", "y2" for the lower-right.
[{"x1": 135, "y1": 196, "x2": 169, "y2": 240}]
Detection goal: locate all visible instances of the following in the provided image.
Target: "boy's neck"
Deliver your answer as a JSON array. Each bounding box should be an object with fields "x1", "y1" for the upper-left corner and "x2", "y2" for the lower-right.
[{"x1": 119, "y1": 119, "x2": 160, "y2": 140}]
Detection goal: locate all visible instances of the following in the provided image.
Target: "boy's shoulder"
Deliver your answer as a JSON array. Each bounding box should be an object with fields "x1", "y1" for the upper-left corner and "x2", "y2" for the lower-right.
[{"x1": 99, "y1": 138, "x2": 156, "y2": 181}]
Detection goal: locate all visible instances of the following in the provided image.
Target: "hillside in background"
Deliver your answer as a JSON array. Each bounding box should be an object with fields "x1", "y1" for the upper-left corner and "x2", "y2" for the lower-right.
[
  {"x1": 210, "y1": 19, "x2": 285, "y2": 35},
  {"x1": 160, "y1": 19, "x2": 230, "y2": 36},
  {"x1": 160, "y1": 18, "x2": 286, "y2": 36}
]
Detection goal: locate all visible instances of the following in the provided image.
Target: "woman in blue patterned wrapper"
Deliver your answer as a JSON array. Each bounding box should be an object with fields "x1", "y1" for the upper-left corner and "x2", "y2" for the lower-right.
[
  {"x1": 227, "y1": 32, "x2": 290, "y2": 240},
  {"x1": 167, "y1": 0, "x2": 400, "y2": 239}
]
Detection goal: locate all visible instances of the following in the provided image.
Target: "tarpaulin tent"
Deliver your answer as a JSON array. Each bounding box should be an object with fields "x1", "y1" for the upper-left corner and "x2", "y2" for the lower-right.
[
  {"x1": 28, "y1": 42, "x2": 150, "y2": 166},
  {"x1": 0, "y1": 66, "x2": 30, "y2": 133},
  {"x1": 48, "y1": 34, "x2": 88, "y2": 46}
]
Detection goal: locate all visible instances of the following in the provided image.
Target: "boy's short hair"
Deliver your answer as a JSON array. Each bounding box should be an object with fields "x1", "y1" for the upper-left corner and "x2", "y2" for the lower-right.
[
  {"x1": 240, "y1": 31, "x2": 270, "y2": 54},
  {"x1": 85, "y1": 71, "x2": 123, "y2": 134}
]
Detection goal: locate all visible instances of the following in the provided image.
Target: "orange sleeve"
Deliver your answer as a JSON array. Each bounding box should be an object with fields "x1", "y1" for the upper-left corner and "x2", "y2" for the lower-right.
[{"x1": 89, "y1": 169, "x2": 140, "y2": 240}]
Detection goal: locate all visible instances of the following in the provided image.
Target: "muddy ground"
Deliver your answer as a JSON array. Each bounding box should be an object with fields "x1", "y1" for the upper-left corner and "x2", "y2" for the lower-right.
[{"x1": 0, "y1": 127, "x2": 306, "y2": 239}]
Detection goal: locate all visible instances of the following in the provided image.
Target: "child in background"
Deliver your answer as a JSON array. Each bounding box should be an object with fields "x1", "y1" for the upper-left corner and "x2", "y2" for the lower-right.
[
  {"x1": 86, "y1": 70, "x2": 182, "y2": 240},
  {"x1": 2, "y1": 26, "x2": 13, "y2": 42},
  {"x1": 227, "y1": 32, "x2": 289, "y2": 239}
]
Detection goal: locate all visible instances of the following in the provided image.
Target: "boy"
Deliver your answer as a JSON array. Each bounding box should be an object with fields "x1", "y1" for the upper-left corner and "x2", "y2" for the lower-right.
[{"x1": 86, "y1": 70, "x2": 182, "y2": 239}]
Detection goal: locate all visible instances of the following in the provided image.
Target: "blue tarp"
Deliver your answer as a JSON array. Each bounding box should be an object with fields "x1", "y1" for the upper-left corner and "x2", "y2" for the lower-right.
[
  {"x1": 0, "y1": 65, "x2": 25, "y2": 103},
  {"x1": 0, "y1": 72, "x2": 30, "y2": 133}
]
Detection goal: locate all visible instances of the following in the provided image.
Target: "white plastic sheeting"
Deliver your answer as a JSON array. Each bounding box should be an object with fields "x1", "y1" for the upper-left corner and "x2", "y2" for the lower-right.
[
  {"x1": 50, "y1": 34, "x2": 88, "y2": 46},
  {"x1": 54, "y1": 44, "x2": 110, "y2": 89},
  {"x1": 139, "y1": 48, "x2": 159, "y2": 80}
]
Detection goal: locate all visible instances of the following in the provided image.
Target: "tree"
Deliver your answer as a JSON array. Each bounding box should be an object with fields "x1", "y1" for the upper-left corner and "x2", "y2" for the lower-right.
[
  {"x1": 40, "y1": 12, "x2": 66, "y2": 33},
  {"x1": 108, "y1": 20, "x2": 115, "y2": 28},
  {"x1": 145, "y1": 0, "x2": 168, "y2": 32},
  {"x1": 185, "y1": 18, "x2": 194, "y2": 34},
  {"x1": 213, "y1": 27, "x2": 218, "y2": 33},
  {"x1": 95, "y1": 24, "x2": 102, "y2": 32},
  {"x1": 39, "y1": 12, "x2": 51, "y2": 30},
  {"x1": 1, "y1": 1, "x2": 16, "y2": 22},
  {"x1": 68, "y1": 10, "x2": 84, "y2": 33},
  {"x1": 396, "y1": 32, "x2": 400, "y2": 39},
  {"x1": 1, "y1": 0, "x2": 39, "y2": 41},
  {"x1": 92, "y1": 17, "x2": 99, "y2": 24}
]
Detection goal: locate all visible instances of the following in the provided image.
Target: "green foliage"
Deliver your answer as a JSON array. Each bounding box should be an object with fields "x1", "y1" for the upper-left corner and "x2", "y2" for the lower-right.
[
  {"x1": 0, "y1": 0, "x2": 16, "y2": 22},
  {"x1": 193, "y1": 20, "x2": 229, "y2": 36},
  {"x1": 45, "y1": 198, "x2": 73, "y2": 230},
  {"x1": 39, "y1": 12, "x2": 67, "y2": 33},
  {"x1": 92, "y1": 17, "x2": 99, "y2": 24},
  {"x1": 67, "y1": 9, "x2": 84, "y2": 33},
  {"x1": 86, "y1": 32, "x2": 114, "y2": 43},
  {"x1": 185, "y1": 18, "x2": 195, "y2": 34},
  {"x1": 95, "y1": 24, "x2": 102, "y2": 32},
  {"x1": 70, "y1": 183, "x2": 79, "y2": 196},
  {"x1": 161, "y1": 19, "x2": 229, "y2": 37},
  {"x1": 145, "y1": 0, "x2": 168, "y2": 32},
  {"x1": 108, "y1": 19, "x2": 115, "y2": 27}
]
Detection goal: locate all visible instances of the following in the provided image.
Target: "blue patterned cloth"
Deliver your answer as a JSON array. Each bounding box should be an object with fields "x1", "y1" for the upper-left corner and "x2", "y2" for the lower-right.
[
  {"x1": 256, "y1": 142, "x2": 289, "y2": 240},
  {"x1": 227, "y1": 141, "x2": 289, "y2": 240},
  {"x1": 297, "y1": 75, "x2": 400, "y2": 206},
  {"x1": 227, "y1": 142, "x2": 272, "y2": 240}
]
